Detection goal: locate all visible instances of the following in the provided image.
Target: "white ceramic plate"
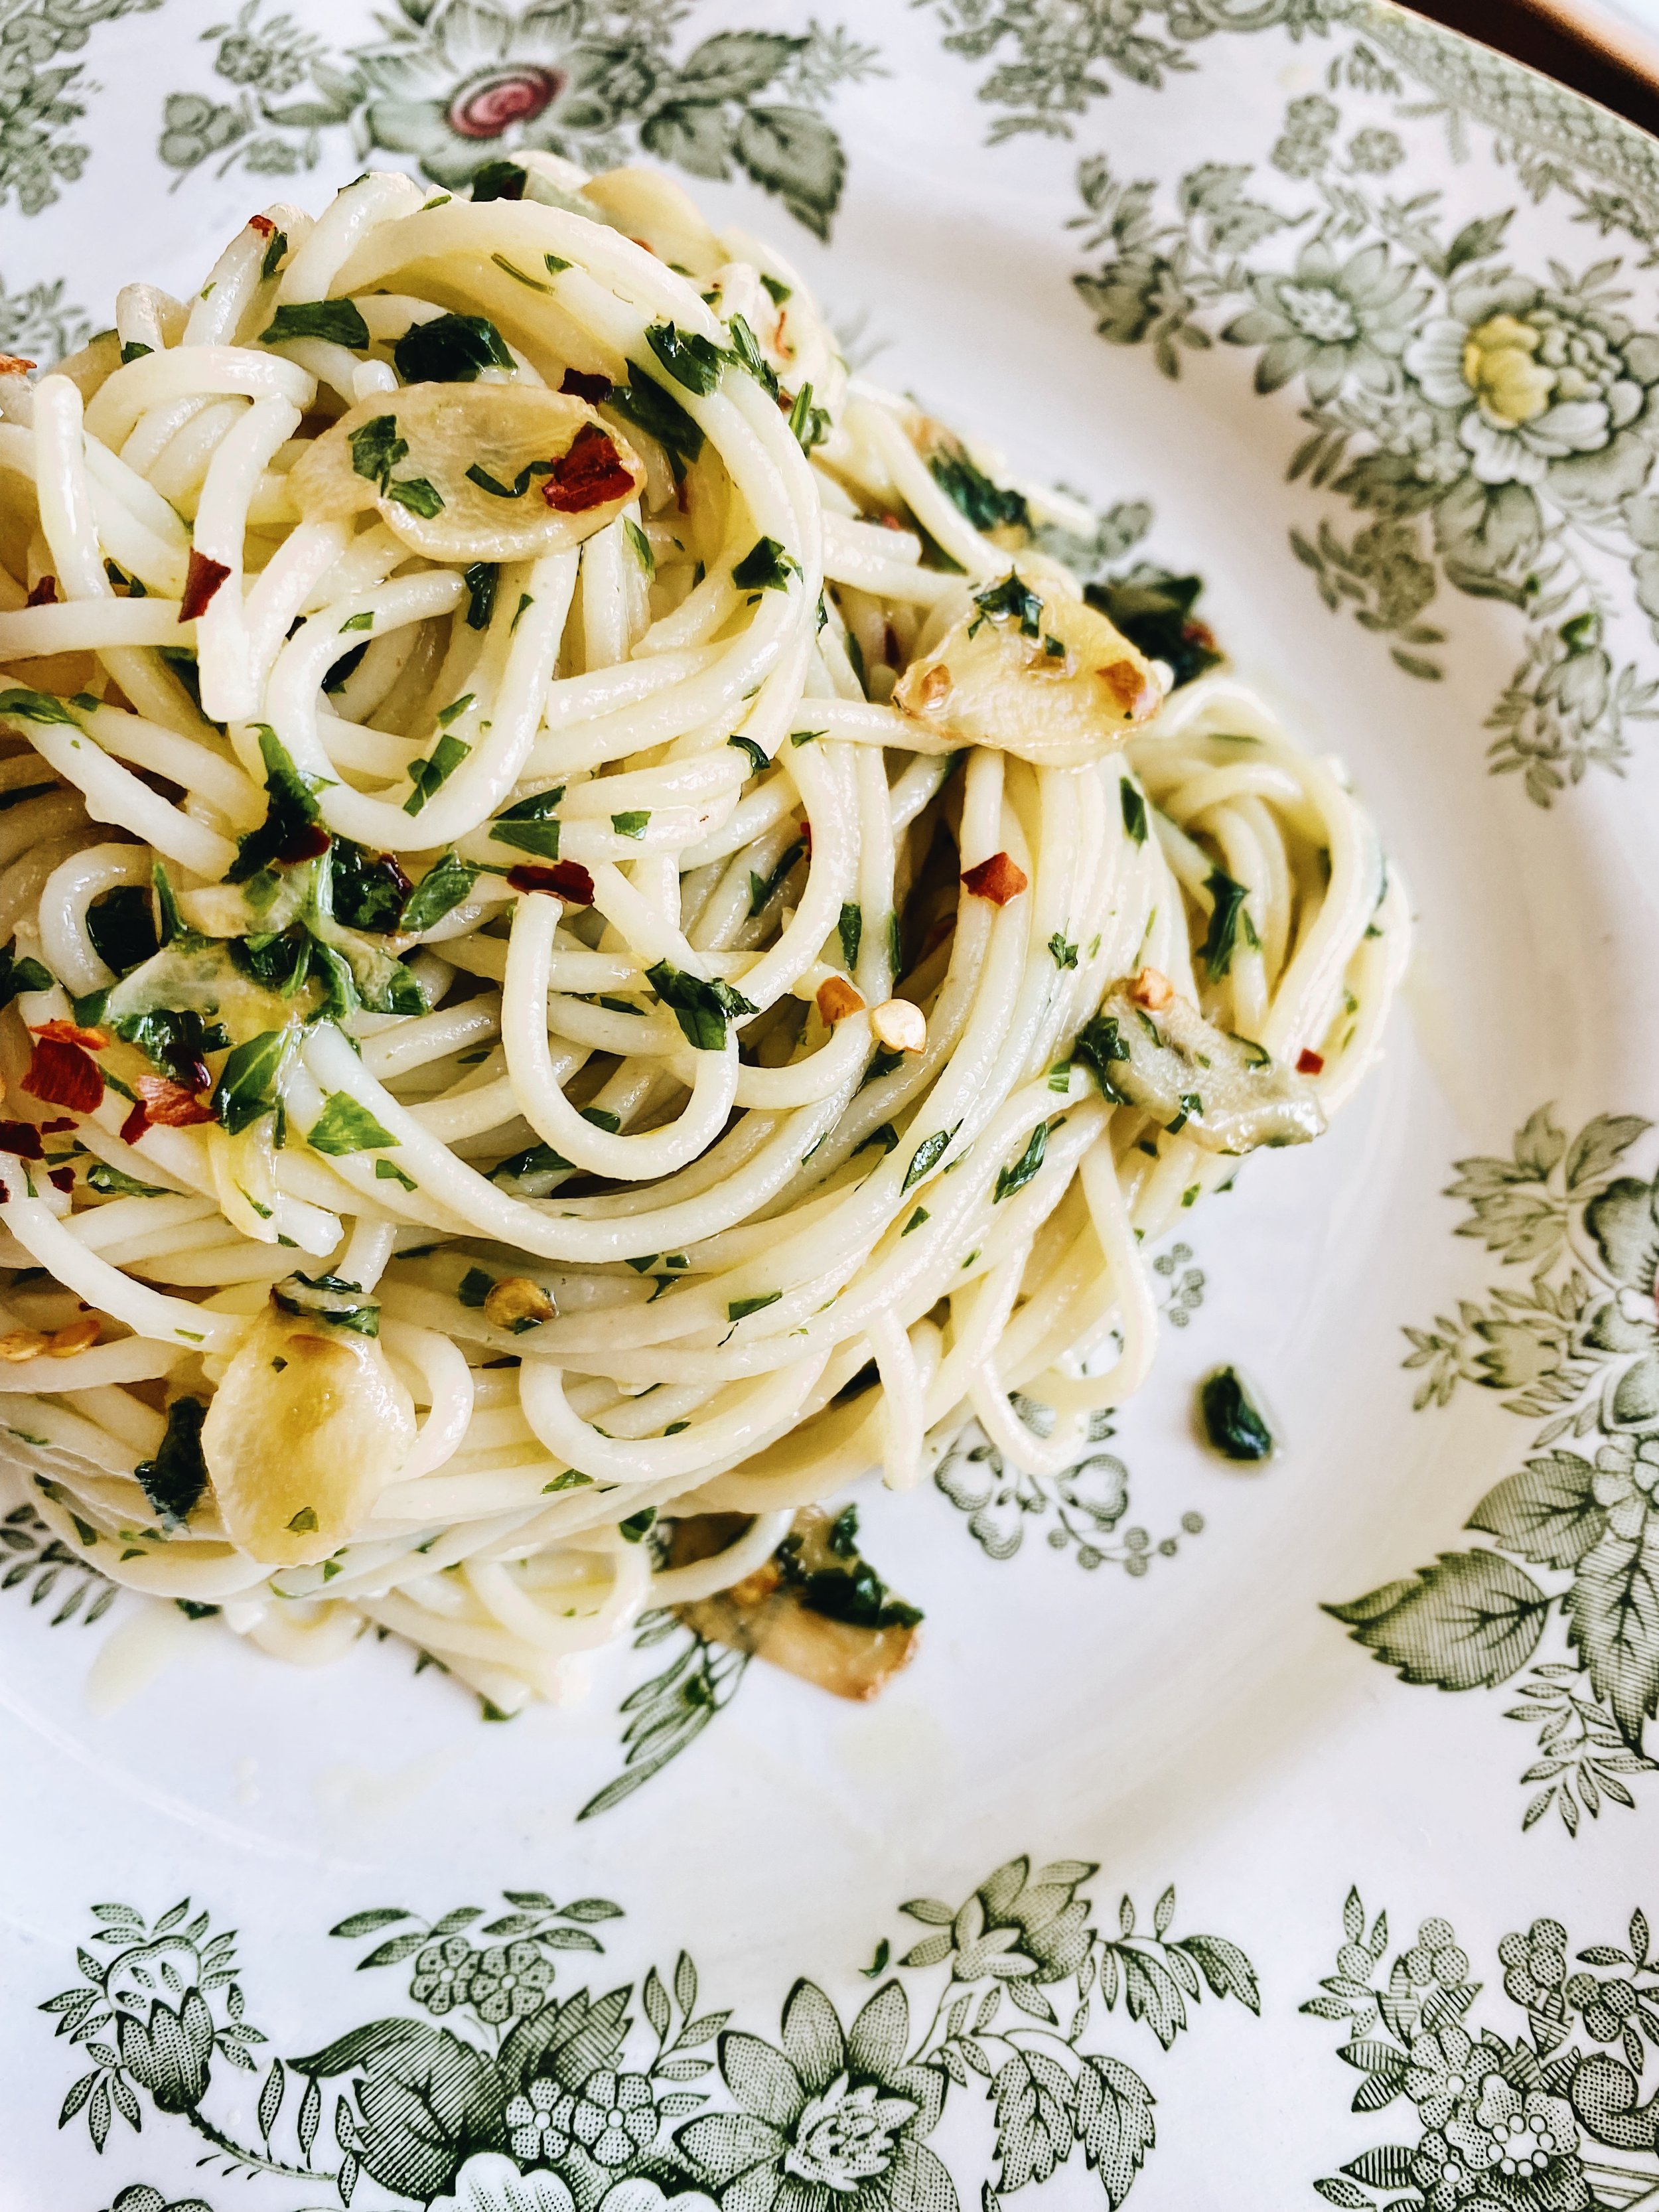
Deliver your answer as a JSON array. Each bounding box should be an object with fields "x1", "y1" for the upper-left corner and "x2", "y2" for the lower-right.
[{"x1": 5, "y1": 5, "x2": 1659, "y2": 2208}]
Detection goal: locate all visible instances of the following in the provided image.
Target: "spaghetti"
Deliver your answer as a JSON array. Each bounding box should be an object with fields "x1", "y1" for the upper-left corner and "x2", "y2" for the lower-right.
[{"x1": 0, "y1": 161, "x2": 1406, "y2": 1711}]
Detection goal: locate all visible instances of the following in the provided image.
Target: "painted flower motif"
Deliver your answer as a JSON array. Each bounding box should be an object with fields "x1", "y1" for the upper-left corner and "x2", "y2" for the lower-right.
[
  {"x1": 678, "y1": 1978, "x2": 952, "y2": 2212},
  {"x1": 411, "y1": 1935, "x2": 479, "y2": 2015},
  {"x1": 1226, "y1": 239, "x2": 1431, "y2": 404},
  {"x1": 596, "y1": 2184, "x2": 717, "y2": 2212},
  {"x1": 470, "y1": 1941, "x2": 555, "y2": 2024},
  {"x1": 1405, "y1": 277, "x2": 1659, "y2": 489},
  {"x1": 1406, "y1": 2025, "x2": 1481, "y2": 2128},
  {"x1": 1344, "y1": 388, "x2": 1467, "y2": 484},
  {"x1": 1444, "y1": 2077, "x2": 1589, "y2": 2207},
  {"x1": 1411, "y1": 2130, "x2": 1481, "y2": 2211},
  {"x1": 1498, "y1": 1919, "x2": 1569, "y2": 2020},
  {"x1": 507, "y1": 2077, "x2": 577, "y2": 2166},
  {"x1": 356, "y1": 0, "x2": 654, "y2": 188},
  {"x1": 431, "y1": 2154, "x2": 575, "y2": 2212},
  {"x1": 569, "y1": 2070, "x2": 658, "y2": 2168},
  {"x1": 1591, "y1": 1432, "x2": 1659, "y2": 1539},
  {"x1": 1347, "y1": 126, "x2": 1405, "y2": 174},
  {"x1": 1565, "y1": 1968, "x2": 1641, "y2": 2043}
]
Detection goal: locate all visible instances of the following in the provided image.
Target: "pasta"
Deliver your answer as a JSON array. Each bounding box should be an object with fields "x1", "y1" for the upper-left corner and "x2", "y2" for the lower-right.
[{"x1": 0, "y1": 159, "x2": 1407, "y2": 1713}]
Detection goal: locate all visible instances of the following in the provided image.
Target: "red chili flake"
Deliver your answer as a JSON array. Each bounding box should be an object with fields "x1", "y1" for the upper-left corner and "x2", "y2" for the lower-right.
[
  {"x1": 0, "y1": 1123, "x2": 44, "y2": 1159},
  {"x1": 960, "y1": 851, "x2": 1029, "y2": 906},
  {"x1": 508, "y1": 860, "x2": 595, "y2": 904},
  {"x1": 180, "y1": 548, "x2": 232, "y2": 624},
  {"x1": 1097, "y1": 659, "x2": 1158, "y2": 721},
  {"x1": 21, "y1": 1037, "x2": 103, "y2": 1114},
  {"x1": 559, "y1": 368, "x2": 613, "y2": 405},
  {"x1": 48, "y1": 1167, "x2": 76, "y2": 1194},
  {"x1": 31, "y1": 1018, "x2": 109, "y2": 1051},
  {"x1": 1297, "y1": 1048, "x2": 1325, "y2": 1076},
  {"x1": 880, "y1": 514, "x2": 907, "y2": 532},
  {"x1": 36, "y1": 1118, "x2": 76, "y2": 1134},
  {"x1": 277, "y1": 821, "x2": 332, "y2": 865},
  {"x1": 0, "y1": 355, "x2": 36, "y2": 376},
  {"x1": 248, "y1": 214, "x2": 276, "y2": 237},
  {"x1": 543, "y1": 424, "x2": 635, "y2": 515},
  {"x1": 120, "y1": 1074, "x2": 218, "y2": 1147},
  {"x1": 800, "y1": 819, "x2": 812, "y2": 860},
  {"x1": 25, "y1": 575, "x2": 56, "y2": 608}
]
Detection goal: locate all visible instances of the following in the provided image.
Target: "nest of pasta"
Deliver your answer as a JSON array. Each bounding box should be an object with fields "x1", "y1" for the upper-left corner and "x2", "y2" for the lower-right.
[{"x1": 0, "y1": 156, "x2": 1404, "y2": 1712}]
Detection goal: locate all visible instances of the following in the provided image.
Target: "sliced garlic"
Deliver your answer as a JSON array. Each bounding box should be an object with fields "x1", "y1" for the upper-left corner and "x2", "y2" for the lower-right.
[
  {"x1": 287, "y1": 384, "x2": 646, "y2": 563},
  {"x1": 201, "y1": 1302, "x2": 415, "y2": 1566},
  {"x1": 894, "y1": 573, "x2": 1161, "y2": 769},
  {"x1": 581, "y1": 167, "x2": 725, "y2": 279}
]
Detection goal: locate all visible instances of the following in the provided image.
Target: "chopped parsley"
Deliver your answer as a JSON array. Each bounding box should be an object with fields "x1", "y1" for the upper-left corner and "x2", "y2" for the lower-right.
[
  {"x1": 970, "y1": 571, "x2": 1043, "y2": 640},
  {"x1": 611, "y1": 810, "x2": 650, "y2": 840},
  {"x1": 403, "y1": 733, "x2": 470, "y2": 817},
  {"x1": 1198, "y1": 1366, "x2": 1274, "y2": 1461},
  {"x1": 1200, "y1": 867, "x2": 1255, "y2": 978},
  {"x1": 463, "y1": 561, "x2": 498, "y2": 630},
  {"x1": 133, "y1": 1397, "x2": 209, "y2": 1530},
  {"x1": 489, "y1": 786, "x2": 563, "y2": 860},
  {"x1": 733, "y1": 537, "x2": 800, "y2": 595},
  {"x1": 837, "y1": 901, "x2": 862, "y2": 970},
  {"x1": 1048, "y1": 932, "x2": 1078, "y2": 970},
  {"x1": 646, "y1": 962, "x2": 757, "y2": 1052},
  {"x1": 229, "y1": 725, "x2": 329, "y2": 880},
  {"x1": 727, "y1": 1291, "x2": 780, "y2": 1323},
  {"x1": 307, "y1": 1093, "x2": 399, "y2": 1154},
  {"x1": 393, "y1": 311, "x2": 514, "y2": 384},
  {"x1": 610, "y1": 369, "x2": 704, "y2": 478},
  {"x1": 902, "y1": 1127, "x2": 953, "y2": 1193},
  {"x1": 929, "y1": 446, "x2": 1029, "y2": 533},
  {"x1": 994, "y1": 1119, "x2": 1050, "y2": 1203},
  {"x1": 401, "y1": 851, "x2": 480, "y2": 932},
  {"x1": 1120, "y1": 778, "x2": 1149, "y2": 846},
  {"x1": 261, "y1": 299, "x2": 370, "y2": 350},
  {"x1": 645, "y1": 320, "x2": 727, "y2": 396},
  {"x1": 211, "y1": 1028, "x2": 293, "y2": 1136}
]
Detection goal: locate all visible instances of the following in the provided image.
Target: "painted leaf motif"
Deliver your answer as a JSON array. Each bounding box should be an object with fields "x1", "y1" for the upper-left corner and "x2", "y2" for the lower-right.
[
  {"x1": 1323, "y1": 1550, "x2": 1551, "y2": 1690},
  {"x1": 1514, "y1": 1105, "x2": 1568, "y2": 1177},
  {"x1": 991, "y1": 2048, "x2": 1076, "y2": 2193},
  {"x1": 349, "y1": 2026, "x2": 504, "y2": 2199},
  {"x1": 719, "y1": 2029, "x2": 806, "y2": 2126},
  {"x1": 1175, "y1": 1934, "x2": 1260, "y2": 2012},
  {"x1": 780, "y1": 1976, "x2": 845, "y2": 2096},
  {"x1": 1585, "y1": 1176, "x2": 1659, "y2": 1291},
  {"x1": 1565, "y1": 1524, "x2": 1659, "y2": 1749},
  {"x1": 1466, "y1": 1454, "x2": 1609, "y2": 1568},
  {"x1": 1565, "y1": 1114, "x2": 1650, "y2": 1189},
  {"x1": 734, "y1": 107, "x2": 845, "y2": 239},
  {"x1": 677, "y1": 2104, "x2": 785, "y2": 2183},
  {"x1": 675, "y1": 30, "x2": 796, "y2": 98},
  {"x1": 846, "y1": 1979, "x2": 910, "y2": 2079},
  {"x1": 1074, "y1": 2052, "x2": 1155, "y2": 2208}
]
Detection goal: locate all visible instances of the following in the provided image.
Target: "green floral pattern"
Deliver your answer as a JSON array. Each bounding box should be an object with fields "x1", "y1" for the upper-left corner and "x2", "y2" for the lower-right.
[
  {"x1": 1303, "y1": 1889, "x2": 1659, "y2": 2211},
  {"x1": 154, "y1": 0, "x2": 877, "y2": 234},
  {"x1": 1329, "y1": 1110, "x2": 1659, "y2": 1836},
  {"x1": 1067, "y1": 127, "x2": 1659, "y2": 802},
  {"x1": 42, "y1": 1859, "x2": 1257, "y2": 2209}
]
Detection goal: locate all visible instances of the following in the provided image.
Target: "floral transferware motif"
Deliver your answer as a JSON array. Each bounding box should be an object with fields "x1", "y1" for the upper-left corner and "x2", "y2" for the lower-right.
[
  {"x1": 1302, "y1": 1887, "x2": 1659, "y2": 2211},
  {"x1": 1, "y1": 1499, "x2": 117, "y2": 1625},
  {"x1": 44, "y1": 1859, "x2": 1258, "y2": 2210},
  {"x1": 1066, "y1": 115, "x2": 1659, "y2": 805},
  {"x1": 1327, "y1": 1109, "x2": 1659, "y2": 1836},
  {"x1": 0, "y1": 0, "x2": 162, "y2": 218},
  {"x1": 156, "y1": 0, "x2": 878, "y2": 236}
]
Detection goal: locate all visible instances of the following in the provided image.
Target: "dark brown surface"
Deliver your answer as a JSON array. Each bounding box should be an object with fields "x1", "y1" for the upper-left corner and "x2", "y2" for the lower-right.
[{"x1": 1401, "y1": 0, "x2": 1659, "y2": 136}]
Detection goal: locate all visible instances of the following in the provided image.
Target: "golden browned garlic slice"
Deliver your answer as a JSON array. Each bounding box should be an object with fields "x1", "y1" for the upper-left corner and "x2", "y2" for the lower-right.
[
  {"x1": 580, "y1": 167, "x2": 725, "y2": 279},
  {"x1": 201, "y1": 1302, "x2": 415, "y2": 1566},
  {"x1": 894, "y1": 572, "x2": 1162, "y2": 769},
  {"x1": 287, "y1": 384, "x2": 646, "y2": 563}
]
